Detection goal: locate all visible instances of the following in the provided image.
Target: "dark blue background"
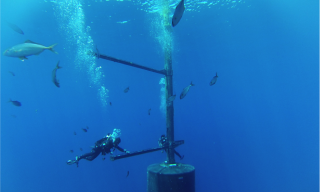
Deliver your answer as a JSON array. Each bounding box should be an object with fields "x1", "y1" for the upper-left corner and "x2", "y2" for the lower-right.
[{"x1": 1, "y1": 0, "x2": 318, "y2": 191}]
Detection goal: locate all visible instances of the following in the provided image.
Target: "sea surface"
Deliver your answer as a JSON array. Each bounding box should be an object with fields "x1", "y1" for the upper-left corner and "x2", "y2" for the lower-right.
[{"x1": 1, "y1": 0, "x2": 319, "y2": 191}]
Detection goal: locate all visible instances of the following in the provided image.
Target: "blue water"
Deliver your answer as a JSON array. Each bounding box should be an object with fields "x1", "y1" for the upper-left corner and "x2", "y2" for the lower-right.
[{"x1": 1, "y1": 0, "x2": 318, "y2": 191}]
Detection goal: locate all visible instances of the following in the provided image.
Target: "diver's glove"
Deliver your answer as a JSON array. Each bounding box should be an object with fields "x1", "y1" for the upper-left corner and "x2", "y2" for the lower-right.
[
  {"x1": 67, "y1": 160, "x2": 75, "y2": 165},
  {"x1": 124, "y1": 149, "x2": 130, "y2": 154}
]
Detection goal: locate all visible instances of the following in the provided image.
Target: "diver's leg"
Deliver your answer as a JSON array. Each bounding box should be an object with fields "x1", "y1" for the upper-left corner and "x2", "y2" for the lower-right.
[
  {"x1": 67, "y1": 148, "x2": 102, "y2": 166},
  {"x1": 78, "y1": 147, "x2": 102, "y2": 161}
]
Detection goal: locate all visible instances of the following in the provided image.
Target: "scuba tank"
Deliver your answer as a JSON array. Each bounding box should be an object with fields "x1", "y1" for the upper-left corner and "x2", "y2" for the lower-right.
[{"x1": 110, "y1": 128, "x2": 121, "y2": 142}]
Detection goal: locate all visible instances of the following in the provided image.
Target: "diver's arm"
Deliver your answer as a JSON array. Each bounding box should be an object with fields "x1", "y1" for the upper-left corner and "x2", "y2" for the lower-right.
[
  {"x1": 115, "y1": 146, "x2": 129, "y2": 153},
  {"x1": 115, "y1": 145, "x2": 125, "y2": 152}
]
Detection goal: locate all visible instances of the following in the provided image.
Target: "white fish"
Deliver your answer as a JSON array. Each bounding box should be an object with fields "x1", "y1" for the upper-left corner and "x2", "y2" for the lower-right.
[
  {"x1": 172, "y1": 0, "x2": 185, "y2": 27},
  {"x1": 116, "y1": 20, "x2": 129, "y2": 24},
  {"x1": 210, "y1": 72, "x2": 218, "y2": 86},
  {"x1": 3, "y1": 40, "x2": 58, "y2": 61},
  {"x1": 180, "y1": 82, "x2": 195, "y2": 99}
]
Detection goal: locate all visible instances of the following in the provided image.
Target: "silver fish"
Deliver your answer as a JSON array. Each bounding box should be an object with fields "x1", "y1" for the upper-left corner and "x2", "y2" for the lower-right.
[
  {"x1": 6, "y1": 21, "x2": 24, "y2": 35},
  {"x1": 210, "y1": 72, "x2": 218, "y2": 86},
  {"x1": 148, "y1": 108, "x2": 151, "y2": 115},
  {"x1": 172, "y1": 0, "x2": 185, "y2": 27},
  {"x1": 124, "y1": 86, "x2": 130, "y2": 93},
  {"x1": 52, "y1": 61, "x2": 62, "y2": 88},
  {"x1": 180, "y1": 82, "x2": 195, "y2": 99},
  {"x1": 3, "y1": 40, "x2": 58, "y2": 61}
]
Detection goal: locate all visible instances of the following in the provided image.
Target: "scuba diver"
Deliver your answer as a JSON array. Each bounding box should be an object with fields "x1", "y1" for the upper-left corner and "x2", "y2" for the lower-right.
[
  {"x1": 67, "y1": 129, "x2": 130, "y2": 167},
  {"x1": 158, "y1": 134, "x2": 184, "y2": 160}
]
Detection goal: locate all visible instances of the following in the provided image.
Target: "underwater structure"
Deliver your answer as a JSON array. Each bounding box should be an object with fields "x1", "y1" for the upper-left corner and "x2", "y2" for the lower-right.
[
  {"x1": 91, "y1": 47, "x2": 195, "y2": 192},
  {"x1": 88, "y1": 0, "x2": 194, "y2": 190},
  {"x1": 90, "y1": 15, "x2": 195, "y2": 192}
]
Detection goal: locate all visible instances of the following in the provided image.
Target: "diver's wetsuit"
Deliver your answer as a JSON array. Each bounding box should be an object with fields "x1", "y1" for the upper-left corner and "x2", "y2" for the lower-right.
[
  {"x1": 78, "y1": 137, "x2": 125, "y2": 161},
  {"x1": 67, "y1": 136, "x2": 126, "y2": 167}
]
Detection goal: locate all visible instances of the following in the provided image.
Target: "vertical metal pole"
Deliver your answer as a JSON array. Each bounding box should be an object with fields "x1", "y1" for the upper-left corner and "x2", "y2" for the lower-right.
[
  {"x1": 164, "y1": 12, "x2": 175, "y2": 164},
  {"x1": 165, "y1": 54, "x2": 175, "y2": 164}
]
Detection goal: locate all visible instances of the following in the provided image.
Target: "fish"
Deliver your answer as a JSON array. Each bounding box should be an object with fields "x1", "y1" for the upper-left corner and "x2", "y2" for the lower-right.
[
  {"x1": 81, "y1": 128, "x2": 88, "y2": 132},
  {"x1": 11, "y1": 114, "x2": 17, "y2": 118},
  {"x1": 3, "y1": 40, "x2": 58, "y2": 61},
  {"x1": 6, "y1": 21, "x2": 24, "y2": 35},
  {"x1": 80, "y1": 148, "x2": 83, "y2": 151},
  {"x1": 8, "y1": 99, "x2": 21, "y2": 106},
  {"x1": 172, "y1": 0, "x2": 185, "y2": 27},
  {"x1": 70, "y1": 150, "x2": 74, "y2": 153},
  {"x1": 8, "y1": 71, "x2": 15, "y2": 76},
  {"x1": 148, "y1": 108, "x2": 151, "y2": 115},
  {"x1": 167, "y1": 94, "x2": 176, "y2": 102},
  {"x1": 86, "y1": 126, "x2": 89, "y2": 129},
  {"x1": 52, "y1": 61, "x2": 62, "y2": 87},
  {"x1": 124, "y1": 86, "x2": 130, "y2": 93},
  {"x1": 102, "y1": 157, "x2": 106, "y2": 160},
  {"x1": 74, "y1": 132, "x2": 77, "y2": 135},
  {"x1": 210, "y1": 72, "x2": 218, "y2": 86},
  {"x1": 180, "y1": 82, "x2": 195, "y2": 99},
  {"x1": 117, "y1": 20, "x2": 130, "y2": 24},
  {"x1": 109, "y1": 102, "x2": 112, "y2": 106},
  {"x1": 126, "y1": 171, "x2": 129, "y2": 177}
]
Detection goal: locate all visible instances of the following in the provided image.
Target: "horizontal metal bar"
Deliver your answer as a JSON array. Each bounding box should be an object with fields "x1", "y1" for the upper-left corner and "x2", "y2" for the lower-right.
[
  {"x1": 110, "y1": 140, "x2": 184, "y2": 161},
  {"x1": 89, "y1": 51, "x2": 167, "y2": 75},
  {"x1": 110, "y1": 147, "x2": 164, "y2": 161}
]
